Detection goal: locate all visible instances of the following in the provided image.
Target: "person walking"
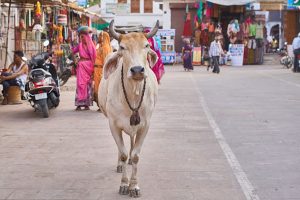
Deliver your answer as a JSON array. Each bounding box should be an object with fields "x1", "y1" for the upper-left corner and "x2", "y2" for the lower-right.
[
  {"x1": 182, "y1": 39, "x2": 194, "y2": 71},
  {"x1": 72, "y1": 26, "x2": 96, "y2": 111},
  {"x1": 209, "y1": 35, "x2": 223, "y2": 74},
  {"x1": 94, "y1": 31, "x2": 112, "y2": 110},
  {"x1": 292, "y1": 32, "x2": 300, "y2": 73}
]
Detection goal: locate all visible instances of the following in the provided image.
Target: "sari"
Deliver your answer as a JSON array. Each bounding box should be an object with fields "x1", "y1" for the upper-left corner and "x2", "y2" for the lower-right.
[
  {"x1": 147, "y1": 36, "x2": 165, "y2": 84},
  {"x1": 72, "y1": 33, "x2": 96, "y2": 107},
  {"x1": 94, "y1": 31, "x2": 112, "y2": 103},
  {"x1": 182, "y1": 43, "x2": 193, "y2": 70}
]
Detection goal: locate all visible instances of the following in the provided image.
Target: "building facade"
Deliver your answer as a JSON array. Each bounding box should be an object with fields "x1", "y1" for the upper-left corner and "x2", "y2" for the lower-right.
[{"x1": 90, "y1": 0, "x2": 164, "y2": 27}]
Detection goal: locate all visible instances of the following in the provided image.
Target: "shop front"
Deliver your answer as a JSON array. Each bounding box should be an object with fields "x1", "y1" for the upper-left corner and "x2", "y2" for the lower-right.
[
  {"x1": 1, "y1": 0, "x2": 103, "y2": 71},
  {"x1": 170, "y1": 0, "x2": 265, "y2": 66}
]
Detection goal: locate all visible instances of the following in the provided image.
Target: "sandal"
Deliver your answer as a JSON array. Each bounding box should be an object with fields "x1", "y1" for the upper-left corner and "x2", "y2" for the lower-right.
[
  {"x1": 1, "y1": 97, "x2": 8, "y2": 105},
  {"x1": 84, "y1": 106, "x2": 90, "y2": 110},
  {"x1": 75, "y1": 106, "x2": 82, "y2": 111}
]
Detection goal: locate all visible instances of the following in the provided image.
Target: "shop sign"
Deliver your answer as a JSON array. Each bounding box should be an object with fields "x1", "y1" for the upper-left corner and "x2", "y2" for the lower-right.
[
  {"x1": 106, "y1": 3, "x2": 130, "y2": 15},
  {"x1": 292, "y1": 0, "x2": 300, "y2": 6},
  {"x1": 157, "y1": 29, "x2": 176, "y2": 37},
  {"x1": 161, "y1": 52, "x2": 176, "y2": 64},
  {"x1": 288, "y1": 0, "x2": 300, "y2": 8},
  {"x1": 229, "y1": 44, "x2": 244, "y2": 66}
]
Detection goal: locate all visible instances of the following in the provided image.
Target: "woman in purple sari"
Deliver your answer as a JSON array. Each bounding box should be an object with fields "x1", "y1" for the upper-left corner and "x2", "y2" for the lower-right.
[
  {"x1": 72, "y1": 28, "x2": 96, "y2": 111},
  {"x1": 182, "y1": 40, "x2": 194, "y2": 71}
]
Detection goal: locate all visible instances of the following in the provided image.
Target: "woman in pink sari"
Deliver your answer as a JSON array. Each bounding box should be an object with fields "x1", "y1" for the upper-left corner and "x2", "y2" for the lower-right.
[
  {"x1": 145, "y1": 30, "x2": 165, "y2": 84},
  {"x1": 72, "y1": 28, "x2": 96, "y2": 111}
]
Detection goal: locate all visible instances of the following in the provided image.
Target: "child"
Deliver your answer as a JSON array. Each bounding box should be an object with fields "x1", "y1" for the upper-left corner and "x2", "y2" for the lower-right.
[
  {"x1": 220, "y1": 50, "x2": 230, "y2": 66},
  {"x1": 203, "y1": 47, "x2": 212, "y2": 71}
]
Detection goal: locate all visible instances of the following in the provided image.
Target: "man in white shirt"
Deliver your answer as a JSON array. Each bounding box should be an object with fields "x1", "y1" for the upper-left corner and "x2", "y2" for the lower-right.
[
  {"x1": 209, "y1": 35, "x2": 224, "y2": 74},
  {"x1": 292, "y1": 32, "x2": 300, "y2": 72}
]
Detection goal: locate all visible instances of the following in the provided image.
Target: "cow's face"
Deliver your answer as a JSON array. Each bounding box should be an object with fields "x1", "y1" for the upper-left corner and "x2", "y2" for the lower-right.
[
  {"x1": 103, "y1": 20, "x2": 159, "y2": 81},
  {"x1": 118, "y1": 32, "x2": 157, "y2": 81}
]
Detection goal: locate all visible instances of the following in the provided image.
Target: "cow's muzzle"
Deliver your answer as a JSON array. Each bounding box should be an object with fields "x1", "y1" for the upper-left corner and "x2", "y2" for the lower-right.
[{"x1": 130, "y1": 66, "x2": 145, "y2": 81}]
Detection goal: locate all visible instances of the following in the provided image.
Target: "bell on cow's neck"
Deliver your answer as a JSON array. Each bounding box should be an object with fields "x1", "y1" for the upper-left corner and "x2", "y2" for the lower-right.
[{"x1": 130, "y1": 110, "x2": 140, "y2": 126}]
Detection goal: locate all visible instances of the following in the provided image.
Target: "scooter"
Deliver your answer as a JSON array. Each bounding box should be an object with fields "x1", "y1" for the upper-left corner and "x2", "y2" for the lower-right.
[{"x1": 25, "y1": 40, "x2": 60, "y2": 118}]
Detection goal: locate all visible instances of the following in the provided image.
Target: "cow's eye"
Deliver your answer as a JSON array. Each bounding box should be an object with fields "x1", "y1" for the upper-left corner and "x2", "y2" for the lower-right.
[
  {"x1": 120, "y1": 46, "x2": 125, "y2": 50},
  {"x1": 145, "y1": 44, "x2": 150, "y2": 48}
]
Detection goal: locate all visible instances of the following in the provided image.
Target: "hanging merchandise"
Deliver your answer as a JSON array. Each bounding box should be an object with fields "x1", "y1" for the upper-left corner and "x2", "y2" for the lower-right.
[
  {"x1": 53, "y1": 24, "x2": 64, "y2": 44},
  {"x1": 194, "y1": 1, "x2": 203, "y2": 28},
  {"x1": 206, "y1": 2, "x2": 213, "y2": 17},
  {"x1": 35, "y1": 1, "x2": 42, "y2": 18},
  {"x1": 182, "y1": 4, "x2": 192, "y2": 37},
  {"x1": 57, "y1": 14, "x2": 67, "y2": 26}
]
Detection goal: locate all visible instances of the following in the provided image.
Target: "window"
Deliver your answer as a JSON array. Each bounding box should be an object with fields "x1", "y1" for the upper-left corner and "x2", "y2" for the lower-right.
[
  {"x1": 131, "y1": 0, "x2": 140, "y2": 13},
  {"x1": 144, "y1": 0, "x2": 153, "y2": 13},
  {"x1": 159, "y1": 3, "x2": 163, "y2": 11}
]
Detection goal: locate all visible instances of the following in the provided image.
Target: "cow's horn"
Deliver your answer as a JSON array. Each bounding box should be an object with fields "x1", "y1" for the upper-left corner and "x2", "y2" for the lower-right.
[
  {"x1": 146, "y1": 20, "x2": 159, "y2": 39},
  {"x1": 109, "y1": 20, "x2": 120, "y2": 40}
]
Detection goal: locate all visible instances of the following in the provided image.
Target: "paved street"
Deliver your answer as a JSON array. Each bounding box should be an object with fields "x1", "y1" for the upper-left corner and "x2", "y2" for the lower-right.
[{"x1": 0, "y1": 62, "x2": 300, "y2": 200}]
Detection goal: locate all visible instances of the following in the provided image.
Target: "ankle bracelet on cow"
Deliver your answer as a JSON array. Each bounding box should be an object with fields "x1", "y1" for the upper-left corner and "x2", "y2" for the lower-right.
[{"x1": 121, "y1": 65, "x2": 146, "y2": 126}]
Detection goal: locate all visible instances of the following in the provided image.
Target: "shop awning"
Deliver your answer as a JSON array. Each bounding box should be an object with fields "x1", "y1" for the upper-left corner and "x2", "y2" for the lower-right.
[
  {"x1": 0, "y1": 0, "x2": 63, "y2": 5},
  {"x1": 207, "y1": 0, "x2": 255, "y2": 6}
]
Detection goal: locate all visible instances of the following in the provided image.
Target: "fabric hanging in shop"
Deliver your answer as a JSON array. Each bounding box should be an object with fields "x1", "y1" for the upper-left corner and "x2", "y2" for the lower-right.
[{"x1": 207, "y1": 0, "x2": 254, "y2": 6}]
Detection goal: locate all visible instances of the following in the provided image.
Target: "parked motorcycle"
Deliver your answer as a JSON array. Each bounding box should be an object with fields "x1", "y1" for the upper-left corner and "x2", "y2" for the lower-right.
[
  {"x1": 58, "y1": 54, "x2": 78, "y2": 86},
  {"x1": 25, "y1": 40, "x2": 60, "y2": 118}
]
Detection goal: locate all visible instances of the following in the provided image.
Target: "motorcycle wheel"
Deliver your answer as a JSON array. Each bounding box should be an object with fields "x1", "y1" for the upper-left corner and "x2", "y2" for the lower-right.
[
  {"x1": 39, "y1": 99, "x2": 49, "y2": 118},
  {"x1": 59, "y1": 69, "x2": 72, "y2": 86}
]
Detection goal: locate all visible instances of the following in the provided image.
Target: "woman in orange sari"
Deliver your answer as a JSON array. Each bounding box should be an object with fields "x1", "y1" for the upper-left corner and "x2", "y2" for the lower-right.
[{"x1": 94, "y1": 31, "x2": 112, "y2": 109}]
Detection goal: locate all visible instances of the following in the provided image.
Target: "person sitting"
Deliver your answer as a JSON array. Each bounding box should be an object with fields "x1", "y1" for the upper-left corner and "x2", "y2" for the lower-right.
[{"x1": 0, "y1": 50, "x2": 28, "y2": 105}]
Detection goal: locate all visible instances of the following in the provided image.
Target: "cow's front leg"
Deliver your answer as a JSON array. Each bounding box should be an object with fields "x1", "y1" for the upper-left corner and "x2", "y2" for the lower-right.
[
  {"x1": 128, "y1": 136, "x2": 134, "y2": 165},
  {"x1": 109, "y1": 122, "x2": 129, "y2": 195},
  {"x1": 129, "y1": 126, "x2": 149, "y2": 198}
]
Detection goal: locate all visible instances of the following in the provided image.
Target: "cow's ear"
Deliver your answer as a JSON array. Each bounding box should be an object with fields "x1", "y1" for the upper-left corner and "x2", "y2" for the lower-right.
[
  {"x1": 103, "y1": 52, "x2": 120, "y2": 79},
  {"x1": 148, "y1": 49, "x2": 158, "y2": 68}
]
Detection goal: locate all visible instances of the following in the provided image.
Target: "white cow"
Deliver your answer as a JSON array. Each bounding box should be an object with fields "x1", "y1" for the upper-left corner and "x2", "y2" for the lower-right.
[{"x1": 98, "y1": 20, "x2": 159, "y2": 198}]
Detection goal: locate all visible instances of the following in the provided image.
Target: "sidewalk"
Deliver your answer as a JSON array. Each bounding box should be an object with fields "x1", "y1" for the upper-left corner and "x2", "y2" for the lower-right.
[{"x1": 0, "y1": 66, "x2": 246, "y2": 200}]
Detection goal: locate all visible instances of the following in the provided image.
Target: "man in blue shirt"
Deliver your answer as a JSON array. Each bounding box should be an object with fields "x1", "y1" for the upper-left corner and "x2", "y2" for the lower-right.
[{"x1": 292, "y1": 33, "x2": 300, "y2": 72}]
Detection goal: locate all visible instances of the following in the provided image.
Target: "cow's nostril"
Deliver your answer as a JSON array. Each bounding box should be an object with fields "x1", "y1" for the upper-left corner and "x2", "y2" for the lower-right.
[{"x1": 131, "y1": 66, "x2": 144, "y2": 74}]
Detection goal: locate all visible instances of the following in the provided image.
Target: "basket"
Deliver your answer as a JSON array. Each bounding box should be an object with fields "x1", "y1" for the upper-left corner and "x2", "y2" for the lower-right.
[{"x1": 7, "y1": 86, "x2": 22, "y2": 104}]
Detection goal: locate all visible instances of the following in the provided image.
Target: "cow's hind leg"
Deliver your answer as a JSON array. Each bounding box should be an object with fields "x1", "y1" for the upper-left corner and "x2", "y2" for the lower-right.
[
  {"x1": 109, "y1": 123, "x2": 129, "y2": 195},
  {"x1": 129, "y1": 127, "x2": 149, "y2": 198}
]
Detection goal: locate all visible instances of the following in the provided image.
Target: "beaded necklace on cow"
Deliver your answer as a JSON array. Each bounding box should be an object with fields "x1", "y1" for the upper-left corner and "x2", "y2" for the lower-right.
[{"x1": 121, "y1": 65, "x2": 146, "y2": 126}]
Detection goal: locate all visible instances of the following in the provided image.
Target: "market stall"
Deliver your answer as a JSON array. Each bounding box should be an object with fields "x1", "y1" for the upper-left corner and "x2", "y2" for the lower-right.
[{"x1": 176, "y1": 0, "x2": 265, "y2": 67}]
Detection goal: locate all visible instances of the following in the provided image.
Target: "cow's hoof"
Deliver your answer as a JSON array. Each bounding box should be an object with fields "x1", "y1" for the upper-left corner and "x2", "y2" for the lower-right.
[
  {"x1": 128, "y1": 158, "x2": 132, "y2": 165},
  {"x1": 119, "y1": 185, "x2": 129, "y2": 195},
  {"x1": 129, "y1": 188, "x2": 141, "y2": 198},
  {"x1": 117, "y1": 165, "x2": 123, "y2": 173}
]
